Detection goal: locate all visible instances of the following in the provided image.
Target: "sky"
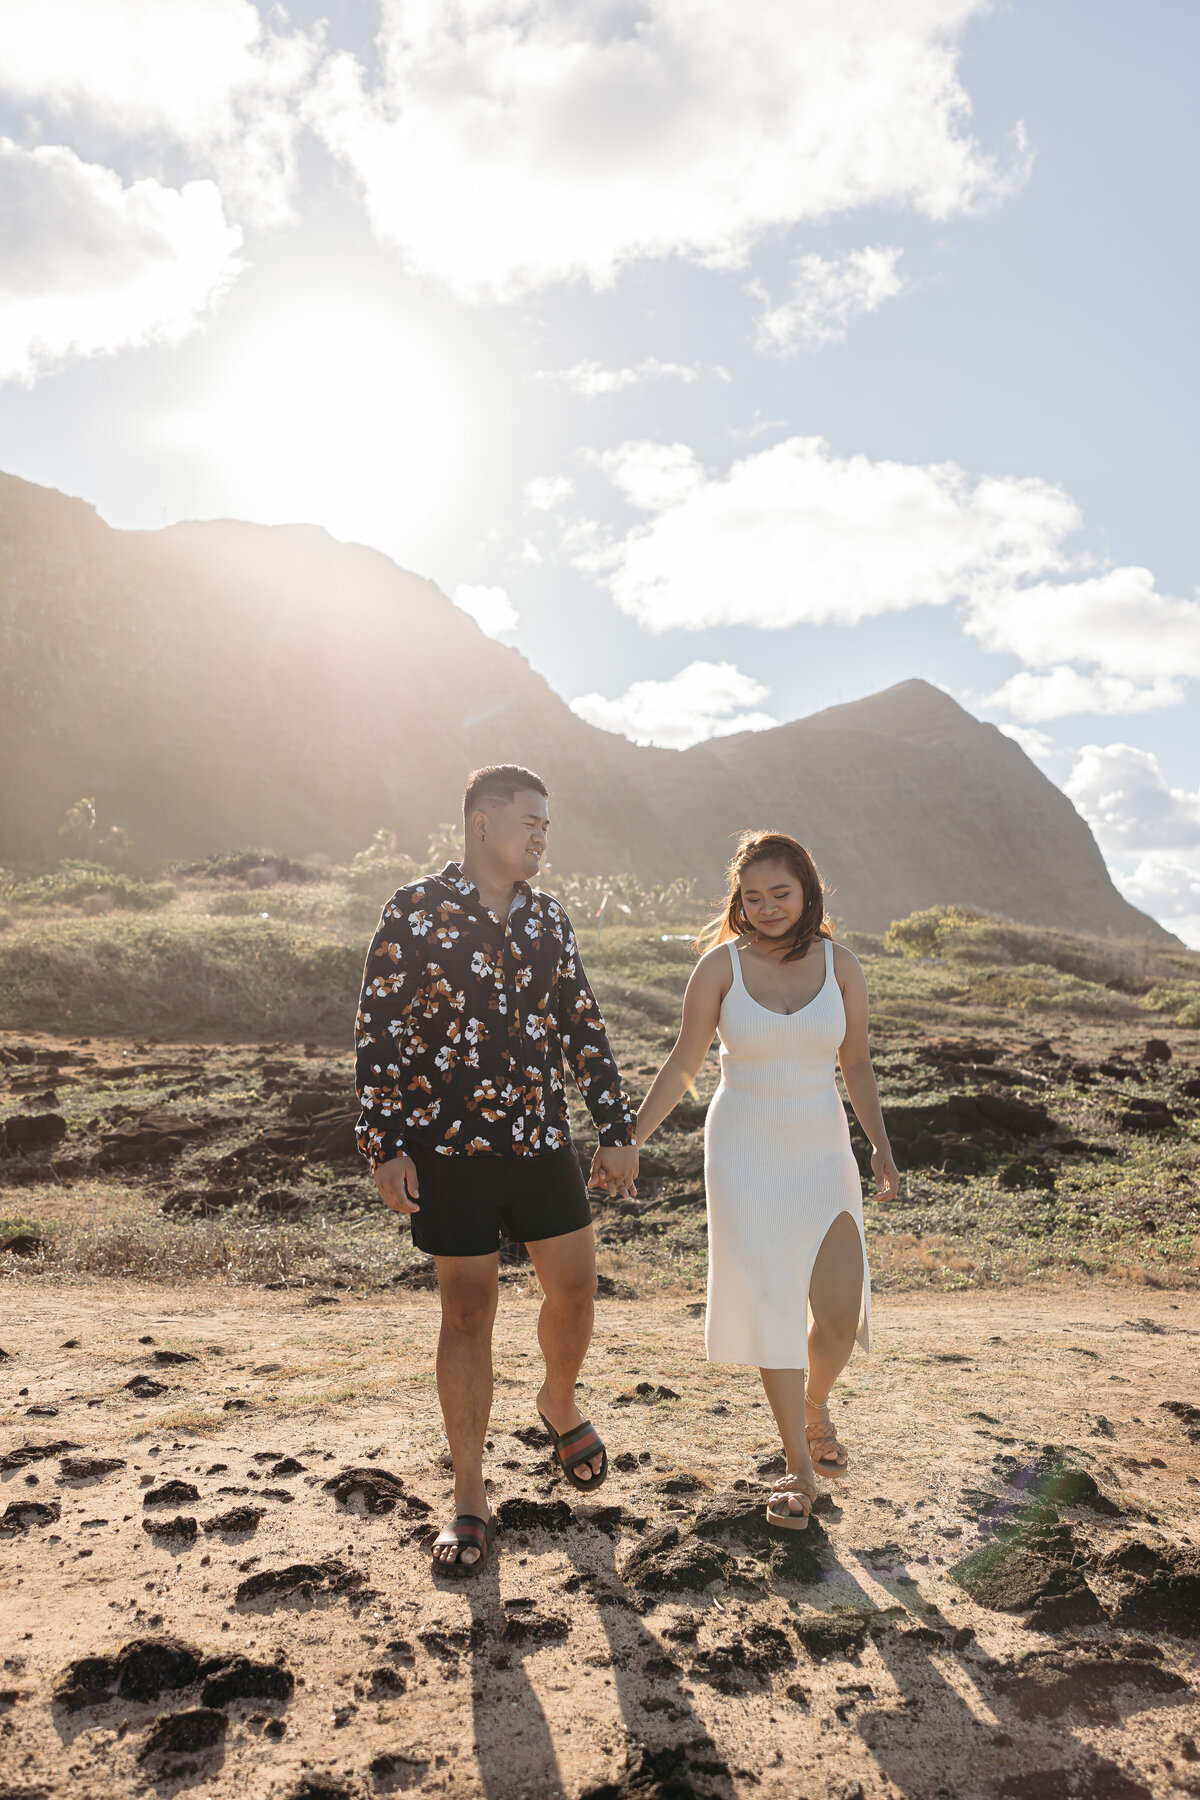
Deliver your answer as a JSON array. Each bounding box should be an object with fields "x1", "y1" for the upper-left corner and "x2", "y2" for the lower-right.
[{"x1": 1, "y1": 0, "x2": 1198, "y2": 941}]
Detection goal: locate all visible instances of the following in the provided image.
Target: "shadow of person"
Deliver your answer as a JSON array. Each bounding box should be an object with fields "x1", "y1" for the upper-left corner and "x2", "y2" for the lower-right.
[
  {"x1": 454, "y1": 1545, "x2": 566, "y2": 1800},
  {"x1": 840, "y1": 1559, "x2": 1173, "y2": 1800},
  {"x1": 557, "y1": 1511, "x2": 738, "y2": 1799}
]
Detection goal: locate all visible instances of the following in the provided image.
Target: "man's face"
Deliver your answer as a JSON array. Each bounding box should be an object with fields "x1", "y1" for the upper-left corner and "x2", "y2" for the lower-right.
[{"x1": 477, "y1": 788, "x2": 550, "y2": 882}]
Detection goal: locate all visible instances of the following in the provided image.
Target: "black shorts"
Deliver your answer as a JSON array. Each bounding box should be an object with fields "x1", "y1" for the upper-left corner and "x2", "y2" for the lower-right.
[{"x1": 403, "y1": 1143, "x2": 592, "y2": 1258}]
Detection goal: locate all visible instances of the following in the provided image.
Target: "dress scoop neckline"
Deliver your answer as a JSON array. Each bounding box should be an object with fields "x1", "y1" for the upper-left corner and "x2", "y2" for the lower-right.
[{"x1": 732, "y1": 940, "x2": 830, "y2": 1018}]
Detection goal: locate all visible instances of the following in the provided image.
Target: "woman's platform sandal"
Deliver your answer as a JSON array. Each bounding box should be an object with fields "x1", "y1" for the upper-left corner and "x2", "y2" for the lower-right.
[
  {"x1": 430, "y1": 1512, "x2": 495, "y2": 1580},
  {"x1": 538, "y1": 1412, "x2": 609, "y2": 1492},
  {"x1": 806, "y1": 1400, "x2": 849, "y2": 1479},
  {"x1": 766, "y1": 1473, "x2": 817, "y2": 1532}
]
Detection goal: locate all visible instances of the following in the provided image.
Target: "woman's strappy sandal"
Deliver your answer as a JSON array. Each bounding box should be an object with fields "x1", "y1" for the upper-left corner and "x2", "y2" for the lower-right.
[
  {"x1": 805, "y1": 1399, "x2": 849, "y2": 1479},
  {"x1": 430, "y1": 1512, "x2": 495, "y2": 1580},
  {"x1": 538, "y1": 1411, "x2": 609, "y2": 1492},
  {"x1": 766, "y1": 1472, "x2": 817, "y2": 1532}
]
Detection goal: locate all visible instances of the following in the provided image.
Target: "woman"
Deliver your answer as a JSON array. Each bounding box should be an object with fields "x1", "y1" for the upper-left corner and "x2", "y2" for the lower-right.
[{"x1": 636, "y1": 831, "x2": 899, "y2": 1531}]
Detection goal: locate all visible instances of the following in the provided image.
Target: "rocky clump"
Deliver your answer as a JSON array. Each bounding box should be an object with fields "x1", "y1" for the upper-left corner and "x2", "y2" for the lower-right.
[
  {"x1": 951, "y1": 1517, "x2": 1104, "y2": 1631},
  {"x1": 1098, "y1": 1539, "x2": 1200, "y2": 1636},
  {"x1": 200, "y1": 1653, "x2": 294, "y2": 1707},
  {"x1": 141, "y1": 1514, "x2": 198, "y2": 1544},
  {"x1": 58, "y1": 1456, "x2": 126, "y2": 1481},
  {"x1": 621, "y1": 1522, "x2": 736, "y2": 1594},
  {"x1": 1, "y1": 1498, "x2": 61, "y2": 1532},
  {"x1": 235, "y1": 1558, "x2": 364, "y2": 1604},
  {"x1": 0, "y1": 1439, "x2": 80, "y2": 1472},
  {"x1": 989, "y1": 1638, "x2": 1188, "y2": 1722},
  {"x1": 143, "y1": 1479, "x2": 200, "y2": 1507},
  {"x1": 124, "y1": 1374, "x2": 169, "y2": 1398},
  {"x1": 324, "y1": 1465, "x2": 429, "y2": 1518},
  {"x1": 56, "y1": 1637, "x2": 294, "y2": 1714},
  {"x1": 1, "y1": 1112, "x2": 67, "y2": 1156},
  {"x1": 138, "y1": 1707, "x2": 227, "y2": 1760},
  {"x1": 495, "y1": 1496, "x2": 573, "y2": 1533},
  {"x1": 688, "y1": 1622, "x2": 796, "y2": 1689},
  {"x1": 694, "y1": 1486, "x2": 831, "y2": 1585},
  {"x1": 580, "y1": 1741, "x2": 731, "y2": 1800},
  {"x1": 203, "y1": 1505, "x2": 264, "y2": 1535},
  {"x1": 792, "y1": 1613, "x2": 879, "y2": 1662},
  {"x1": 1160, "y1": 1399, "x2": 1200, "y2": 1445},
  {"x1": 500, "y1": 1605, "x2": 571, "y2": 1646}
]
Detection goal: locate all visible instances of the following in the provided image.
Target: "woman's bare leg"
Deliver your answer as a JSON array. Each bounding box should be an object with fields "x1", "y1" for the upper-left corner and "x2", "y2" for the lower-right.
[
  {"x1": 759, "y1": 1368, "x2": 816, "y2": 1517},
  {"x1": 805, "y1": 1211, "x2": 865, "y2": 1470}
]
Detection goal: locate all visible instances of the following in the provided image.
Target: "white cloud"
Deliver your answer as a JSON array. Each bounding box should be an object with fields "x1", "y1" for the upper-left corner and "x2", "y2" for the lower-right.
[
  {"x1": 0, "y1": 0, "x2": 316, "y2": 229},
  {"x1": 310, "y1": 0, "x2": 1022, "y2": 300},
  {"x1": 1064, "y1": 744, "x2": 1200, "y2": 854},
  {"x1": 968, "y1": 566, "x2": 1200, "y2": 688},
  {"x1": 752, "y1": 246, "x2": 904, "y2": 352},
  {"x1": 1112, "y1": 854, "x2": 1200, "y2": 943},
  {"x1": 0, "y1": 139, "x2": 242, "y2": 383},
  {"x1": 570, "y1": 660, "x2": 777, "y2": 749},
  {"x1": 996, "y1": 722, "x2": 1057, "y2": 766},
  {"x1": 523, "y1": 475, "x2": 576, "y2": 511},
  {"x1": 580, "y1": 435, "x2": 1079, "y2": 631},
  {"x1": 453, "y1": 582, "x2": 520, "y2": 638},
  {"x1": 985, "y1": 667, "x2": 1184, "y2": 722},
  {"x1": 536, "y1": 357, "x2": 703, "y2": 396}
]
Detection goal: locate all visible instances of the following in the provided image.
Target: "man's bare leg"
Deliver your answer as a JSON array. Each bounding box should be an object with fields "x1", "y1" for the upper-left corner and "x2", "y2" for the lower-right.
[
  {"x1": 526, "y1": 1225, "x2": 604, "y2": 1482},
  {"x1": 431, "y1": 1252, "x2": 499, "y2": 1567}
]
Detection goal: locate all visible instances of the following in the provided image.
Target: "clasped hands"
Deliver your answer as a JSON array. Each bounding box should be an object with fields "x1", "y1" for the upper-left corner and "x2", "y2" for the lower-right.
[{"x1": 372, "y1": 1141, "x2": 640, "y2": 1213}]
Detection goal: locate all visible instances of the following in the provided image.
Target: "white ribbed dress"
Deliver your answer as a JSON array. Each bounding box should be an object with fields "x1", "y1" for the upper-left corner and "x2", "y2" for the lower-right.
[{"x1": 703, "y1": 938, "x2": 871, "y2": 1369}]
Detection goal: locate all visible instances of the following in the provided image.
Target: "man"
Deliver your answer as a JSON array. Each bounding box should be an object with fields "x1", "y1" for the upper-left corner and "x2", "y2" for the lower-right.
[{"x1": 354, "y1": 764, "x2": 640, "y2": 1576}]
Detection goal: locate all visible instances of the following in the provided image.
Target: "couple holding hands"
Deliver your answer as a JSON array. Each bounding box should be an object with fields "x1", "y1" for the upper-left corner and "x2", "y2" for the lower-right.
[{"x1": 354, "y1": 764, "x2": 898, "y2": 1577}]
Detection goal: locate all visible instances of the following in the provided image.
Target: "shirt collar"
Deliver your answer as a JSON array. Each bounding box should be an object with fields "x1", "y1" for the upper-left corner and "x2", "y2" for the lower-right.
[{"x1": 439, "y1": 861, "x2": 533, "y2": 916}]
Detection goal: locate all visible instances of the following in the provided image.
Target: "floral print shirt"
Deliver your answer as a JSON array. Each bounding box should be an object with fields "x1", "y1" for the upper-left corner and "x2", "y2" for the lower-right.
[{"x1": 354, "y1": 862, "x2": 636, "y2": 1167}]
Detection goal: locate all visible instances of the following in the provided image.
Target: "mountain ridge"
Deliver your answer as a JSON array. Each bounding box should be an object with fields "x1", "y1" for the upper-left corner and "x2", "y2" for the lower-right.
[{"x1": 0, "y1": 468, "x2": 1169, "y2": 941}]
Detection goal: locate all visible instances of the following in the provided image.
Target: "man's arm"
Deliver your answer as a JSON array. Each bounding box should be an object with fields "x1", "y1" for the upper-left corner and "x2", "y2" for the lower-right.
[
  {"x1": 354, "y1": 892, "x2": 420, "y2": 1210},
  {"x1": 554, "y1": 909, "x2": 638, "y2": 1197}
]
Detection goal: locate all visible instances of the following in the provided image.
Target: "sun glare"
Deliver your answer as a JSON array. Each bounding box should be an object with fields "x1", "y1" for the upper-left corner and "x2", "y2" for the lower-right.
[{"x1": 182, "y1": 302, "x2": 463, "y2": 552}]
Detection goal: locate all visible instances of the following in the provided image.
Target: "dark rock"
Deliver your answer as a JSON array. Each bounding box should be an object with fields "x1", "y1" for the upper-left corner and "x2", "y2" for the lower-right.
[
  {"x1": 200, "y1": 1654, "x2": 293, "y2": 1707},
  {"x1": 0, "y1": 1233, "x2": 44, "y2": 1257},
  {"x1": 1, "y1": 1113, "x2": 67, "y2": 1155},
  {"x1": 1099, "y1": 1539, "x2": 1200, "y2": 1636},
  {"x1": 138, "y1": 1707, "x2": 227, "y2": 1761},
  {"x1": 657, "y1": 1472, "x2": 706, "y2": 1495},
  {"x1": 124, "y1": 1375, "x2": 169, "y2": 1398},
  {"x1": 270, "y1": 1457, "x2": 306, "y2": 1477},
  {"x1": 152, "y1": 1350, "x2": 197, "y2": 1366},
  {"x1": 55, "y1": 1637, "x2": 206, "y2": 1710},
  {"x1": 235, "y1": 1558, "x2": 363, "y2": 1604},
  {"x1": 952, "y1": 1520, "x2": 1104, "y2": 1629},
  {"x1": 58, "y1": 1456, "x2": 125, "y2": 1480},
  {"x1": 990, "y1": 1639, "x2": 1187, "y2": 1722},
  {"x1": 1160, "y1": 1399, "x2": 1200, "y2": 1444},
  {"x1": 369, "y1": 1749, "x2": 428, "y2": 1778},
  {"x1": 621, "y1": 1522, "x2": 736, "y2": 1593},
  {"x1": 793, "y1": 1613, "x2": 876, "y2": 1661},
  {"x1": 141, "y1": 1514, "x2": 198, "y2": 1544},
  {"x1": 579, "y1": 1741, "x2": 727, "y2": 1800},
  {"x1": 613, "y1": 1451, "x2": 639, "y2": 1473},
  {"x1": 495, "y1": 1495, "x2": 572, "y2": 1533},
  {"x1": 0, "y1": 1439, "x2": 81, "y2": 1471},
  {"x1": 203, "y1": 1506, "x2": 264, "y2": 1535},
  {"x1": 366, "y1": 1666, "x2": 407, "y2": 1697},
  {"x1": 289, "y1": 1776, "x2": 357, "y2": 1800},
  {"x1": 689, "y1": 1622, "x2": 795, "y2": 1687},
  {"x1": 25, "y1": 1404, "x2": 57, "y2": 1417},
  {"x1": 501, "y1": 1609, "x2": 571, "y2": 1645},
  {"x1": 323, "y1": 1465, "x2": 429, "y2": 1517},
  {"x1": 1116, "y1": 1101, "x2": 1176, "y2": 1134},
  {"x1": 143, "y1": 1479, "x2": 200, "y2": 1507},
  {"x1": 1143, "y1": 1039, "x2": 1172, "y2": 1063},
  {"x1": 1, "y1": 1499, "x2": 61, "y2": 1532}
]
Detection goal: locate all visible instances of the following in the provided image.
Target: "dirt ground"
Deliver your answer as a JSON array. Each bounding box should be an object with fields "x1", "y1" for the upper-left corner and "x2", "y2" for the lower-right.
[{"x1": 1, "y1": 1278, "x2": 1199, "y2": 1800}]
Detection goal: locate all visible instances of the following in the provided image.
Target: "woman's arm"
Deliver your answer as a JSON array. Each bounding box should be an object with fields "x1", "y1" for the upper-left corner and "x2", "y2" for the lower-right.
[
  {"x1": 834, "y1": 944, "x2": 900, "y2": 1202},
  {"x1": 635, "y1": 948, "x2": 728, "y2": 1145}
]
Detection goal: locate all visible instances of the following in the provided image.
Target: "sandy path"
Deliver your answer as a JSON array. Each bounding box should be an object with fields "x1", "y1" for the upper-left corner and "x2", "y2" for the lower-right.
[{"x1": 1, "y1": 1279, "x2": 1198, "y2": 1800}]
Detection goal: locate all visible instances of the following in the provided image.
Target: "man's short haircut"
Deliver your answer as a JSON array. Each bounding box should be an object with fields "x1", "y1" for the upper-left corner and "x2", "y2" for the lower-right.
[{"x1": 462, "y1": 764, "x2": 548, "y2": 820}]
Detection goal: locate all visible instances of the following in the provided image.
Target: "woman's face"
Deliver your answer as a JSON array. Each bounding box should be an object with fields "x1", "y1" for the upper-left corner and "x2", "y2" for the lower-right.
[{"x1": 739, "y1": 859, "x2": 806, "y2": 941}]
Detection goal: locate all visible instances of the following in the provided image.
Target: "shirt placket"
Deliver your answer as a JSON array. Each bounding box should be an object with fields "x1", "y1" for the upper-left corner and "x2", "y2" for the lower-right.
[{"x1": 502, "y1": 894, "x2": 526, "y2": 1150}]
